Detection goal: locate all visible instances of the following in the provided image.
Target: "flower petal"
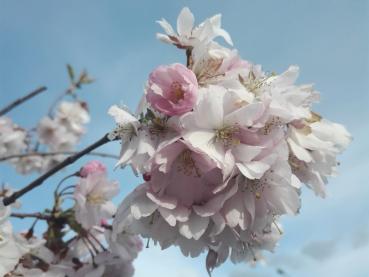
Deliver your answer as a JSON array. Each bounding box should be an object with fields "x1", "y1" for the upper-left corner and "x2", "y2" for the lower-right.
[{"x1": 177, "y1": 7, "x2": 194, "y2": 37}]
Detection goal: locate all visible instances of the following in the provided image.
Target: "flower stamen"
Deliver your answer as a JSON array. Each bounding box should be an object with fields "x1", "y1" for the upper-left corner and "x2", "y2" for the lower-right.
[
  {"x1": 177, "y1": 149, "x2": 201, "y2": 177},
  {"x1": 215, "y1": 125, "x2": 240, "y2": 146},
  {"x1": 170, "y1": 82, "x2": 185, "y2": 103},
  {"x1": 86, "y1": 193, "x2": 106, "y2": 205}
]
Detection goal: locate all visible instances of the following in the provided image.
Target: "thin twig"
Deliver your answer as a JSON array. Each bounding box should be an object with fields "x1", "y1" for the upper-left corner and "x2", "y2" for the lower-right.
[
  {"x1": 2, "y1": 133, "x2": 112, "y2": 206},
  {"x1": 186, "y1": 48, "x2": 193, "y2": 68},
  {"x1": 0, "y1": 86, "x2": 47, "y2": 116},
  {"x1": 11, "y1": 212, "x2": 51, "y2": 220},
  {"x1": 0, "y1": 151, "x2": 119, "y2": 162}
]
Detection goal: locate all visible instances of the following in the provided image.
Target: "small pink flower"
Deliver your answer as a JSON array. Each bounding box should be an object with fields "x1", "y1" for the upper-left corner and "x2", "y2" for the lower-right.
[
  {"x1": 79, "y1": 160, "x2": 107, "y2": 177},
  {"x1": 146, "y1": 63, "x2": 198, "y2": 116}
]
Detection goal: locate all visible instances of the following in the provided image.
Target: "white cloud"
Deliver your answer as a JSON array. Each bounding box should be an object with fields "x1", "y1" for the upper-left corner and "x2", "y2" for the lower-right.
[{"x1": 301, "y1": 240, "x2": 337, "y2": 261}]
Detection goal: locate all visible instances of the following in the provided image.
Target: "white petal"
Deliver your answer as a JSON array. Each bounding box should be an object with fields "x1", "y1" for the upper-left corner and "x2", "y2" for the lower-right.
[
  {"x1": 233, "y1": 144, "x2": 263, "y2": 163},
  {"x1": 287, "y1": 137, "x2": 312, "y2": 163},
  {"x1": 156, "y1": 18, "x2": 175, "y2": 35},
  {"x1": 194, "y1": 86, "x2": 225, "y2": 129},
  {"x1": 108, "y1": 105, "x2": 138, "y2": 126},
  {"x1": 115, "y1": 138, "x2": 138, "y2": 168},
  {"x1": 130, "y1": 193, "x2": 157, "y2": 219},
  {"x1": 224, "y1": 102, "x2": 264, "y2": 127},
  {"x1": 177, "y1": 7, "x2": 194, "y2": 36},
  {"x1": 146, "y1": 192, "x2": 177, "y2": 210},
  {"x1": 236, "y1": 161, "x2": 270, "y2": 179},
  {"x1": 179, "y1": 213, "x2": 209, "y2": 240},
  {"x1": 156, "y1": 33, "x2": 172, "y2": 44},
  {"x1": 210, "y1": 213, "x2": 225, "y2": 236}
]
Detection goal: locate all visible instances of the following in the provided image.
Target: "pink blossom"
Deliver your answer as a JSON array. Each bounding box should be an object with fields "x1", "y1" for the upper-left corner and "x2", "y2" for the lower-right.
[
  {"x1": 146, "y1": 63, "x2": 198, "y2": 116},
  {"x1": 79, "y1": 160, "x2": 107, "y2": 177}
]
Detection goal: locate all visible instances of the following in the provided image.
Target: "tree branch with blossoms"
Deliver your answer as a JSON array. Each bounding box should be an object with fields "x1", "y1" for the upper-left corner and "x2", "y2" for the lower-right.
[
  {"x1": 2, "y1": 133, "x2": 112, "y2": 206},
  {"x1": 0, "y1": 6, "x2": 352, "y2": 277}
]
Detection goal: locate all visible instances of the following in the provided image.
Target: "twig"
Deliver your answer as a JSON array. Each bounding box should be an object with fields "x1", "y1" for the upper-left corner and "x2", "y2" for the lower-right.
[
  {"x1": 0, "y1": 86, "x2": 47, "y2": 116},
  {"x1": 11, "y1": 212, "x2": 51, "y2": 220},
  {"x1": 0, "y1": 151, "x2": 119, "y2": 162},
  {"x1": 186, "y1": 48, "x2": 193, "y2": 68},
  {"x1": 3, "y1": 133, "x2": 112, "y2": 206}
]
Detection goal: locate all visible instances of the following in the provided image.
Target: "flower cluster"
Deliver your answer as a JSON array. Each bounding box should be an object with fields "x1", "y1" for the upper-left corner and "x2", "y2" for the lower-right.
[
  {"x1": 0, "y1": 161, "x2": 142, "y2": 277},
  {"x1": 0, "y1": 100, "x2": 90, "y2": 175},
  {"x1": 110, "y1": 7, "x2": 351, "y2": 273},
  {"x1": 0, "y1": 117, "x2": 27, "y2": 158},
  {"x1": 37, "y1": 101, "x2": 90, "y2": 170},
  {"x1": 0, "y1": 66, "x2": 93, "y2": 175}
]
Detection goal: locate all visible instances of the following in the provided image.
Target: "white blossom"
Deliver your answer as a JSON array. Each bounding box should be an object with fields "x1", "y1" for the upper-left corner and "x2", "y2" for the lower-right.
[{"x1": 74, "y1": 172, "x2": 119, "y2": 229}]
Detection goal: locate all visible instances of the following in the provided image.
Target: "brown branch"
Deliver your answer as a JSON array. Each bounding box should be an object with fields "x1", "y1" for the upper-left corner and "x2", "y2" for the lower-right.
[
  {"x1": 11, "y1": 212, "x2": 51, "y2": 220},
  {"x1": 0, "y1": 151, "x2": 118, "y2": 162},
  {"x1": 3, "y1": 133, "x2": 112, "y2": 206},
  {"x1": 0, "y1": 86, "x2": 47, "y2": 116},
  {"x1": 186, "y1": 48, "x2": 193, "y2": 69}
]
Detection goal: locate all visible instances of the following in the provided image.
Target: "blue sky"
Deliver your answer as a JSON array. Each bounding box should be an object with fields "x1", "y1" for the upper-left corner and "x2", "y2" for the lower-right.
[{"x1": 0, "y1": 0, "x2": 368, "y2": 276}]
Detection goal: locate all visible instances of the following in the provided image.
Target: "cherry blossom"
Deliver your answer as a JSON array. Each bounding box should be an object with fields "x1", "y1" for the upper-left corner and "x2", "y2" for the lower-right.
[
  {"x1": 73, "y1": 171, "x2": 119, "y2": 229},
  {"x1": 110, "y1": 7, "x2": 351, "y2": 274},
  {"x1": 0, "y1": 116, "x2": 27, "y2": 157},
  {"x1": 156, "y1": 7, "x2": 233, "y2": 49},
  {"x1": 146, "y1": 63, "x2": 198, "y2": 116},
  {"x1": 0, "y1": 6, "x2": 352, "y2": 277},
  {"x1": 79, "y1": 160, "x2": 107, "y2": 177}
]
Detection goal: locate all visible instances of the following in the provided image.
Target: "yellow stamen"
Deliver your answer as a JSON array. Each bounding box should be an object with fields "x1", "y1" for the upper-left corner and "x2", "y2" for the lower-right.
[
  {"x1": 86, "y1": 194, "x2": 106, "y2": 204},
  {"x1": 171, "y1": 82, "x2": 185, "y2": 103},
  {"x1": 215, "y1": 126, "x2": 240, "y2": 146}
]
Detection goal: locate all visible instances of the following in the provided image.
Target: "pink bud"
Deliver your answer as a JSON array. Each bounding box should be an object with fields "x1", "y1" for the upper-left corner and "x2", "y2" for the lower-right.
[
  {"x1": 143, "y1": 173, "x2": 151, "y2": 182},
  {"x1": 79, "y1": 160, "x2": 107, "y2": 177}
]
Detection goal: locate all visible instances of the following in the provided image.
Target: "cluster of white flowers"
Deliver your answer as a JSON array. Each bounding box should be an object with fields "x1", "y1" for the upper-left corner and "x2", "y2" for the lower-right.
[
  {"x1": 36, "y1": 101, "x2": 90, "y2": 170},
  {"x1": 0, "y1": 161, "x2": 142, "y2": 277},
  {"x1": 109, "y1": 7, "x2": 351, "y2": 273},
  {"x1": 0, "y1": 117, "x2": 27, "y2": 158},
  {"x1": 0, "y1": 100, "x2": 90, "y2": 175}
]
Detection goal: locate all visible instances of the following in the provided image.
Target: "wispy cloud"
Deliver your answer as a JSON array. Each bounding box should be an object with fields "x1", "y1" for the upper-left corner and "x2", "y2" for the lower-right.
[{"x1": 301, "y1": 240, "x2": 337, "y2": 261}]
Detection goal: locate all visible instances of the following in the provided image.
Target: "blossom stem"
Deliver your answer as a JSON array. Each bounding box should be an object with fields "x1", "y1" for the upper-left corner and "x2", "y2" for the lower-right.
[
  {"x1": 0, "y1": 86, "x2": 47, "y2": 116},
  {"x1": 55, "y1": 173, "x2": 77, "y2": 196},
  {"x1": 2, "y1": 133, "x2": 112, "y2": 206},
  {"x1": 58, "y1": 185, "x2": 76, "y2": 196},
  {"x1": 0, "y1": 151, "x2": 119, "y2": 162},
  {"x1": 186, "y1": 48, "x2": 193, "y2": 68},
  {"x1": 11, "y1": 212, "x2": 51, "y2": 220}
]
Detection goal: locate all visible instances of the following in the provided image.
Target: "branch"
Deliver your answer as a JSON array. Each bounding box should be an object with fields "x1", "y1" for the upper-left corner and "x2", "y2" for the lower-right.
[
  {"x1": 11, "y1": 212, "x2": 51, "y2": 220},
  {"x1": 0, "y1": 151, "x2": 118, "y2": 162},
  {"x1": 3, "y1": 133, "x2": 112, "y2": 206},
  {"x1": 0, "y1": 86, "x2": 47, "y2": 116},
  {"x1": 186, "y1": 48, "x2": 193, "y2": 68}
]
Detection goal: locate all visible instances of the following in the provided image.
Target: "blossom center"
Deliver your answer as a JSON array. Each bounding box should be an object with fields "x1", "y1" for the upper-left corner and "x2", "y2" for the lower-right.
[
  {"x1": 176, "y1": 149, "x2": 201, "y2": 177},
  {"x1": 215, "y1": 125, "x2": 240, "y2": 146},
  {"x1": 170, "y1": 82, "x2": 185, "y2": 103},
  {"x1": 86, "y1": 193, "x2": 106, "y2": 204},
  {"x1": 246, "y1": 179, "x2": 267, "y2": 199},
  {"x1": 263, "y1": 116, "x2": 283, "y2": 135}
]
